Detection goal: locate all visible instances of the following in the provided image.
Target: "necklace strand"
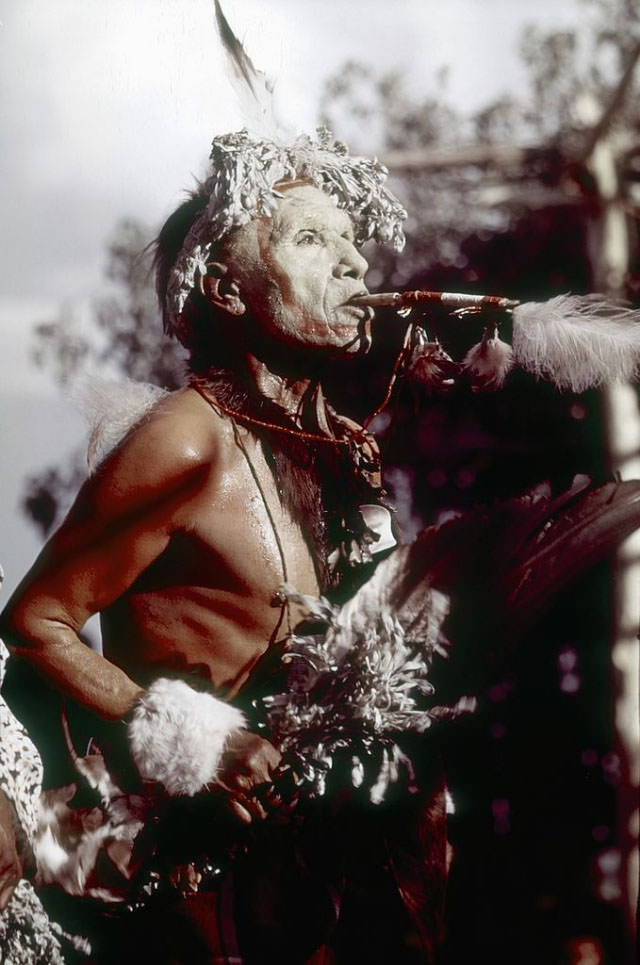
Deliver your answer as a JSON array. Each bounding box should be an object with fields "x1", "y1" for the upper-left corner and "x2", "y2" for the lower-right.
[
  {"x1": 196, "y1": 384, "x2": 293, "y2": 640},
  {"x1": 191, "y1": 380, "x2": 353, "y2": 448}
]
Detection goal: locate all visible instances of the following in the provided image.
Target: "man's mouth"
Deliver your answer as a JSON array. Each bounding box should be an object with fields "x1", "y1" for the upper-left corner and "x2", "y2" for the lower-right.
[
  {"x1": 345, "y1": 291, "x2": 371, "y2": 306},
  {"x1": 342, "y1": 292, "x2": 374, "y2": 320}
]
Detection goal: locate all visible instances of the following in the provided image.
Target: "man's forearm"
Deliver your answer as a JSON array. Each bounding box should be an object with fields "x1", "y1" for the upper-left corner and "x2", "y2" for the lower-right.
[{"x1": 0, "y1": 614, "x2": 142, "y2": 721}]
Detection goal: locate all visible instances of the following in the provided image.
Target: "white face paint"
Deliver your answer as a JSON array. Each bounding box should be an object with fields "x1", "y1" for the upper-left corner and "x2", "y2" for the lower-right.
[{"x1": 221, "y1": 184, "x2": 373, "y2": 357}]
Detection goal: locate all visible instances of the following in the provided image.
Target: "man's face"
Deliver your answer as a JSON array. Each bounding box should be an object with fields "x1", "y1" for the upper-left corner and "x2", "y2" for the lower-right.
[{"x1": 220, "y1": 184, "x2": 373, "y2": 357}]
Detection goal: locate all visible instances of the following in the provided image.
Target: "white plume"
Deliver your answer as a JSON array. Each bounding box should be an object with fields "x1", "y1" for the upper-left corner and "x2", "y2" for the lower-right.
[
  {"x1": 70, "y1": 376, "x2": 169, "y2": 472},
  {"x1": 512, "y1": 294, "x2": 640, "y2": 392}
]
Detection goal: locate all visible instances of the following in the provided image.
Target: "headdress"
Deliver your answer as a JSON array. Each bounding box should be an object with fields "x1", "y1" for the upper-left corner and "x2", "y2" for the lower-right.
[
  {"x1": 164, "y1": 2, "x2": 407, "y2": 340},
  {"x1": 165, "y1": 128, "x2": 406, "y2": 338}
]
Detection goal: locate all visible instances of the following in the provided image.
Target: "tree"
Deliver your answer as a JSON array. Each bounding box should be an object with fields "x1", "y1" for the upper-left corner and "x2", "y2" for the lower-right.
[
  {"x1": 23, "y1": 219, "x2": 186, "y2": 537},
  {"x1": 320, "y1": 5, "x2": 639, "y2": 962},
  {"x1": 318, "y1": 0, "x2": 639, "y2": 295}
]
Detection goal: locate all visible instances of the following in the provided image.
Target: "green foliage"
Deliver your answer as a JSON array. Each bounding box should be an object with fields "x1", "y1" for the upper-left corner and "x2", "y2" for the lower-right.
[
  {"x1": 319, "y1": 60, "x2": 460, "y2": 153},
  {"x1": 93, "y1": 220, "x2": 185, "y2": 388},
  {"x1": 22, "y1": 455, "x2": 88, "y2": 540}
]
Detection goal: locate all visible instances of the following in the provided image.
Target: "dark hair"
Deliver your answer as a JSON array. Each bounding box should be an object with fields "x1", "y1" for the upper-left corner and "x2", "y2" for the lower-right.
[
  {"x1": 154, "y1": 187, "x2": 246, "y2": 374},
  {"x1": 153, "y1": 185, "x2": 208, "y2": 336}
]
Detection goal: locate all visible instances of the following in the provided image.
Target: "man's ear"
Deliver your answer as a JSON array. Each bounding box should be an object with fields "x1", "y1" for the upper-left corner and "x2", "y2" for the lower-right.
[{"x1": 201, "y1": 263, "x2": 246, "y2": 317}]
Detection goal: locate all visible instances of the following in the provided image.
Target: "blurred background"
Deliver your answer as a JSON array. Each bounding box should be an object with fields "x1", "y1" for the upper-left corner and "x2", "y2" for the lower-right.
[{"x1": 1, "y1": 0, "x2": 639, "y2": 961}]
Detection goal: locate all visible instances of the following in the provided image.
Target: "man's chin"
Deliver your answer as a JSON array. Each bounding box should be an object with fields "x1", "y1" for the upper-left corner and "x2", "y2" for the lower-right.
[
  {"x1": 346, "y1": 332, "x2": 372, "y2": 356},
  {"x1": 330, "y1": 314, "x2": 372, "y2": 356},
  {"x1": 327, "y1": 321, "x2": 371, "y2": 358},
  {"x1": 326, "y1": 332, "x2": 372, "y2": 359}
]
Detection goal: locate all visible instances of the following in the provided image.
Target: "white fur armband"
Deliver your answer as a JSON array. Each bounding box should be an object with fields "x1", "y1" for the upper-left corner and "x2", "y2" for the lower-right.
[{"x1": 128, "y1": 678, "x2": 246, "y2": 796}]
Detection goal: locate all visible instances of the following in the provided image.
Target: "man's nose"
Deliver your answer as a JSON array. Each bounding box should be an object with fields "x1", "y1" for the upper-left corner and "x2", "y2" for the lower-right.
[{"x1": 333, "y1": 239, "x2": 368, "y2": 281}]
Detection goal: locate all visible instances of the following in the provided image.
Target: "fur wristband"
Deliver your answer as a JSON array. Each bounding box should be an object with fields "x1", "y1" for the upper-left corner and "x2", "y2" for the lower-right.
[{"x1": 128, "y1": 678, "x2": 246, "y2": 796}]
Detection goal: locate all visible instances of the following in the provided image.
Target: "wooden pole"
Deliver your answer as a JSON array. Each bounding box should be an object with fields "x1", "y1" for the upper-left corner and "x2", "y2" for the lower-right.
[{"x1": 584, "y1": 90, "x2": 639, "y2": 960}]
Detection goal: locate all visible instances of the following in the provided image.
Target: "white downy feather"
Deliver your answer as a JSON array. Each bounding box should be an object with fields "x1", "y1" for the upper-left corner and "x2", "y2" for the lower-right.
[
  {"x1": 70, "y1": 376, "x2": 169, "y2": 471},
  {"x1": 512, "y1": 294, "x2": 640, "y2": 392}
]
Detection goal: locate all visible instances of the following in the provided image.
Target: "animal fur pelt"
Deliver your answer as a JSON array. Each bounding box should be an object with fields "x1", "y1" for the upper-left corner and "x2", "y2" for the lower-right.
[{"x1": 128, "y1": 677, "x2": 246, "y2": 796}]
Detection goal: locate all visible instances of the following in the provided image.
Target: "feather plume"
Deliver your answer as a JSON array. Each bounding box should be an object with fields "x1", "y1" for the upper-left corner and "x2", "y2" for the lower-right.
[
  {"x1": 406, "y1": 338, "x2": 459, "y2": 393},
  {"x1": 462, "y1": 328, "x2": 514, "y2": 391},
  {"x1": 213, "y1": 0, "x2": 286, "y2": 139},
  {"x1": 70, "y1": 376, "x2": 168, "y2": 472},
  {"x1": 512, "y1": 294, "x2": 640, "y2": 391}
]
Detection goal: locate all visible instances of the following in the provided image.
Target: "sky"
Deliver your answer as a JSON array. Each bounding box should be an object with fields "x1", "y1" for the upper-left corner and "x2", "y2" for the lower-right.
[{"x1": 0, "y1": 0, "x2": 584, "y2": 595}]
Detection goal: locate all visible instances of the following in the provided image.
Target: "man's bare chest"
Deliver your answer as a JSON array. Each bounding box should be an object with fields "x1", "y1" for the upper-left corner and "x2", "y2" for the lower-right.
[
  {"x1": 188, "y1": 440, "x2": 322, "y2": 597},
  {"x1": 101, "y1": 436, "x2": 321, "y2": 690}
]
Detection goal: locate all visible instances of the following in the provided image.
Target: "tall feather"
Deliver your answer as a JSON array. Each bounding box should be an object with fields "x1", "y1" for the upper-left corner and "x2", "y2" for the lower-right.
[
  {"x1": 213, "y1": 0, "x2": 286, "y2": 139},
  {"x1": 512, "y1": 294, "x2": 640, "y2": 392}
]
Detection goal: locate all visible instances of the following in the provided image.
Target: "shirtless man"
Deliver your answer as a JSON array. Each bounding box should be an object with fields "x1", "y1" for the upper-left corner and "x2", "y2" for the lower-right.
[
  {"x1": 4, "y1": 128, "x2": 638, "y2": 963},
  {"x1": 0, "y1": 131, "x2": 408, "y2": 960},
  {"x1": 2, "y1": 184, "x2": 377, "y2": 791}
]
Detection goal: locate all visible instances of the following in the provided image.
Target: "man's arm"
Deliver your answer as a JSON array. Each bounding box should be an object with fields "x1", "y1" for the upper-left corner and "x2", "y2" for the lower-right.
[
  {"x1": 0, "y1": 399, "x2": 215, "y2": 720},
  {"x1": 1, "y1": 397, "x2": 282, "y2": 817}
]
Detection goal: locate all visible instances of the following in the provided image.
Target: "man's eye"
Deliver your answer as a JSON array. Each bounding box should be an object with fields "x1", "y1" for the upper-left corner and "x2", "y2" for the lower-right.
[{"x1": 296, "y1": 230, "x2": 322, "y2": 245}]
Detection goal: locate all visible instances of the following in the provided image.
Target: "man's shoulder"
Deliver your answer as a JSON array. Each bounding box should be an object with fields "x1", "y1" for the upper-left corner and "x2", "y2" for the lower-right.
[
  {"x1": 81, "y1": 387, "x2": 231, "y2": 512},
  {"x1": 122, "y1": 386, "x2": 228, "y2": 467}
]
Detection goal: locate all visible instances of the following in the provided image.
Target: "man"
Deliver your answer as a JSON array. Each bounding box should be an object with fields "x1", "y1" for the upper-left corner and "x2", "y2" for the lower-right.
[
  {"x1": 5, "y1": 126, "x2": 639, "y2": 963},
  {"x1": 1, "y1": 130, "x2": 420, "y2": 962}
]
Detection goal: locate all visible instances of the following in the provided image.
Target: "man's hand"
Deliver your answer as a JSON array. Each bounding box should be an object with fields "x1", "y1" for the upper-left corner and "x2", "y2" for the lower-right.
[
  {"x1": 215, "y1": 730, "x2": 283, "y2": 824},
  {"x1": 0, "y1": 789, "x2": 22, "y2": 911}
]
